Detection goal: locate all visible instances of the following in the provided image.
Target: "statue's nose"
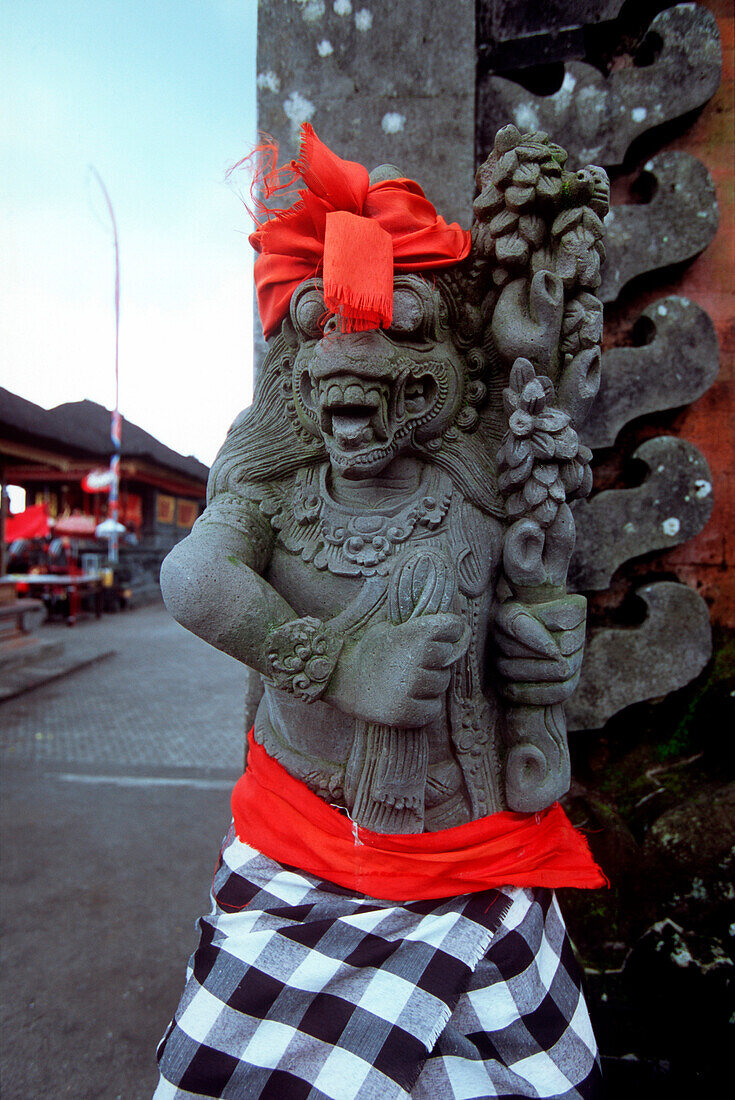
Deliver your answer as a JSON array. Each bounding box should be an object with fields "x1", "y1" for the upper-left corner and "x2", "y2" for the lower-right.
[{"x1": 310, "y1": 329, "x2": 392, "y2": 380}]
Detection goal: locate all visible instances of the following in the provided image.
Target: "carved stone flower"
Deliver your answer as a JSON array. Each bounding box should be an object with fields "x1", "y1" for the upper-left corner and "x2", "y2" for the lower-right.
[
  {"x1": 293, "y1": 485, "x2": 322, "y2": 524},
  {"x1": 486, "y1": 129, "x2": 565, "y2": 208},
  {"x1": 497, "y1": 358, "x2": 593, "y2": 527},
  {"x1": 561, "y1": 292, "x2": 604, "y2": 357},
  {"x1": 551, "y1": 208, "x2": 606, "y2": 290},
  {"x1": 343, "y1": 533, "x2": 391, "y2": 567},
  {"x1": 416, "y1": 492, "x2": 451, "y2": 529},
  {"x1": 473, "y1": 125, "x2": 566, "y2": 271}
]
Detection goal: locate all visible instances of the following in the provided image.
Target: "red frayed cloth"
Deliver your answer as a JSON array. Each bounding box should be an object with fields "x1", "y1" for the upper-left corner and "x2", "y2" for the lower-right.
[
  {"x1": 249, "y1": 123, "x2": 471, "y2": 339},
  {"x1": 232, "y1": 732, "x2": 608, "y2": 902}
]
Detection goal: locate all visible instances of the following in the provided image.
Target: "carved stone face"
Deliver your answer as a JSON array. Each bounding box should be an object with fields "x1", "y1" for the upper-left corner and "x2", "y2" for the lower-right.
[{"x1": 289, "y1": 275, "x2": 466, "y2": 478}]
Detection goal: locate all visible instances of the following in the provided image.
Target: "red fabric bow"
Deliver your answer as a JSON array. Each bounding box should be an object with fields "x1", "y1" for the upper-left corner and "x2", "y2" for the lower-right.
[{"x1": 249, "y1": 124, "x2": 472, "y2": 339}]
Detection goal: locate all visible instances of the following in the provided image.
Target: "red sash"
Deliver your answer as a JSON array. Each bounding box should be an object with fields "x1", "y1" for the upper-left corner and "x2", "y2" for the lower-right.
[{"x1": 231, "y1": 733, "x2": 607, "y2": 901}]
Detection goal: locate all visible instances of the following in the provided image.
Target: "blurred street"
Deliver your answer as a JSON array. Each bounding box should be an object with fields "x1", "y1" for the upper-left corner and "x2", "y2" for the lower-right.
[{"x1": 0, "y1": 603, "x2": 247, "y2": 1099}]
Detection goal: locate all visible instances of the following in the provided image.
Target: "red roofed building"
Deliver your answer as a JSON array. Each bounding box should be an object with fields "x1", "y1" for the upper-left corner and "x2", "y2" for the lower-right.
[{"x1": 0, "y1": 387, "x2": 208, "y2": 600}]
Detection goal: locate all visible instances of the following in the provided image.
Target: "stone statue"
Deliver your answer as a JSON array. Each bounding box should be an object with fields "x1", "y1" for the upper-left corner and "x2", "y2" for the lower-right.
[
  {"x1": 155, "y1": 124, "x2": 608, "y2": 1099},
  {"x1": 162, "y1": 123, "x2": 608, "y2": 830}
]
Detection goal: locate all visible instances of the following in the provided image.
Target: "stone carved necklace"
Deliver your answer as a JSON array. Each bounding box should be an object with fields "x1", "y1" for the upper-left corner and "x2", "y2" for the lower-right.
[{"x1": 264, "y1": 463, "x2": 453, "y2": 578}]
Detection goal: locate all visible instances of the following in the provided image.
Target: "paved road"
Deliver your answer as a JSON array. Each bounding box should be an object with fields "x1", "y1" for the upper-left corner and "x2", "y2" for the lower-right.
[{"x1": 0, "y1": 604, "x2": 248, "y2": 1099}]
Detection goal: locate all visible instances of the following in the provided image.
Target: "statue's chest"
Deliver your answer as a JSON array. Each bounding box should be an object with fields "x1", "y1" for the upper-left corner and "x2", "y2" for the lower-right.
[{"x1": 260, "y1": 464, "x2": 501, "y2": 619}]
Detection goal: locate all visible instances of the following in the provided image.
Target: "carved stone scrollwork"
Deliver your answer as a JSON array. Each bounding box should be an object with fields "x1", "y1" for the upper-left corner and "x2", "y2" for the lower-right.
[
  {"x1": 567, "y1": 582, "x2": 713, "y2": 732},
  {"x1": 583, "y1": 298, "x2": 719, "y2": 450},
  {"x1": 476, "y1": 6, "x2": 722, "y2": 730},
  {"x1": 569, "y1": 437, "x2": 714, "y2": 593},
  {"x1": 478, "y1": 5, "x2": 721, "y2": 168},
  {"x1": 599, "y1": 153, "x2": 718, "y2": 304}
]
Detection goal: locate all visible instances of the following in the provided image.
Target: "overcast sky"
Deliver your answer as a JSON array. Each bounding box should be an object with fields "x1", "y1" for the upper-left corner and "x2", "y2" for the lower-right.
[{"x1": 2, "y1": 0, "x2": 258, "y2": 470}]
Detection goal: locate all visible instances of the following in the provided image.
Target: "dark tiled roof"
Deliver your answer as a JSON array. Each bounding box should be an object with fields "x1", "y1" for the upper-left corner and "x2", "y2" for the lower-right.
[{"x1": 0, "y1": 387, "x2": 208, "y2": 482}]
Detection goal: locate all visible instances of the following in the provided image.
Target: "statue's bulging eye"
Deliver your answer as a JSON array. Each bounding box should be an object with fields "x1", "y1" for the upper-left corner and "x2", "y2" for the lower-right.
[
  {"x1": 291, "y1": 284, "x2": 327, "y2": 340},
  {"x1": 391, "y1": 289, "x2": 426, "y2": 335}
]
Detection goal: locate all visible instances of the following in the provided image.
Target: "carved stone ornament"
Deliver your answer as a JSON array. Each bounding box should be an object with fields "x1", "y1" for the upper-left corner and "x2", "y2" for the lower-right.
[
  {"x1": 265, "y1": 616, "x2": 344, "y2": 702},
  {"x1": 161, "y1": 122, "x2": 610, "y2": 830}
]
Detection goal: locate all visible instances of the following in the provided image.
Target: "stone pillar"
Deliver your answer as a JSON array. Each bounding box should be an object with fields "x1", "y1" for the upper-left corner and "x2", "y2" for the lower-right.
[{"x1": 256, "y1": 0, "x2": 476, "y2": 225}]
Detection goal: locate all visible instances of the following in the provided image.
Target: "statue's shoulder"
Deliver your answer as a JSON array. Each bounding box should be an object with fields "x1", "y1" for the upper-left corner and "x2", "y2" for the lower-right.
[
  {"x1": 195, "y1": 480, "x2": 299, "y2": 570},
  {"x1": 204, "y1": 467, "x2": 327, "y2": 566}
]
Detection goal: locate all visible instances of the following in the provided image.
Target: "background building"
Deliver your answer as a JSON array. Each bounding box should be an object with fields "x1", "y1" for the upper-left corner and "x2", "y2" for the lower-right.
[{"x1": 0, "y1": 387, "x2": 208, "y2": 600}]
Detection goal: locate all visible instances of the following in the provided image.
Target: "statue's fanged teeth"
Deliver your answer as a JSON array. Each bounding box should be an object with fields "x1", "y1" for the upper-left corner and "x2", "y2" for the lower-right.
[
  {"x1": 316, "y1": 375, "x2": 390, "y2": 449},
  {"x1": 326, "y1": 384, "x2": 345, "y2": 408}
]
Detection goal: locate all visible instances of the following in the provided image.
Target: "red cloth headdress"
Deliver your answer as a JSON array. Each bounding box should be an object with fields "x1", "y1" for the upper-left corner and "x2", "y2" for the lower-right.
[{"x1": 249, "y1": 124, "x2": 472, "y2": 339}]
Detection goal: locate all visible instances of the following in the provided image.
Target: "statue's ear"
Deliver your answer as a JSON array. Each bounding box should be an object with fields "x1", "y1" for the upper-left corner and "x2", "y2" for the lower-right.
[{"x1": 280, "y1": 313, "x2": 298, "y2": 350}]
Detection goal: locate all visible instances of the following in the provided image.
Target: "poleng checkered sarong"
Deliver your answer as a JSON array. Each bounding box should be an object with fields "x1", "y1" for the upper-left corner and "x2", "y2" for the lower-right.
[{"x1": 155, "y1": 827, "x2": 602, "y2": 1099}]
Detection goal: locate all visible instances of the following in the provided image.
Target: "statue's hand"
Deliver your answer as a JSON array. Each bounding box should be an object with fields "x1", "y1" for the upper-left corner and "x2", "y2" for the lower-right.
[
  {"x1": 494, "y1": 594, "x2": 586, "y2": 706},
  {"x1": 491, "y1": 271, "x2": 564, "y2": 373},
  {"x1": 326, "y1": 613, "x2": 470, "y2": 727}
]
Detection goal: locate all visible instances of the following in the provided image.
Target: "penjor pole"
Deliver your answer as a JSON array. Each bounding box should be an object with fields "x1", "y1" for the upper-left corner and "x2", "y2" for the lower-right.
[{"x1": 89, "y1": 166, "x2": 121, "y2": 564}]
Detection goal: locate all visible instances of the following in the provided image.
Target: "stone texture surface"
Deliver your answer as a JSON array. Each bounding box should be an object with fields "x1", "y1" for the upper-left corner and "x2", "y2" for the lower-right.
[
  {"x1": 566, "y1": 581, "x2": 712, "y2": 731},
  {"x1": 603, "y1": 0, "x2": 734, "y2": 630},
  {"x1": 257, "y1": 0, "x2": 476, "y2": 225},
  {"x1": 642, "y1": 781, "x2": 735, "y2": 871},
  {"x1": 599, "y1": 152, "x2": 719, "y2": 303},
  {"x1": 569, "y1": 436, "x2": 714, "y2": 591},
  {"x1": 478, "y1": 5, "x2": 721, "y2": 166},
  {"x1": 583, "y1": 296, "x2": 720, "y2": 449}
]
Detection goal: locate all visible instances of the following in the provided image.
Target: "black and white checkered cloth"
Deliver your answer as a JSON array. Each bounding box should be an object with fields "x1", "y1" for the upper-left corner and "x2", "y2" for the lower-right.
[{"x1": 154, "y1": 826, "x2": 601, "y2": 1099}]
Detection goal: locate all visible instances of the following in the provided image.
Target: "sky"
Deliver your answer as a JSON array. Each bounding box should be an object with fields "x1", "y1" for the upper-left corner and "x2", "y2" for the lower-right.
[{"x1": 2, "y1": 0, "x2": 258, "y2": 472}]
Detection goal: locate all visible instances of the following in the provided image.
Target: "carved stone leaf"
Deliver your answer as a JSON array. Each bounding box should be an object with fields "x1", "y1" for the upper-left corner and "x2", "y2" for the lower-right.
[
  {"x1": 489, "y1": 208, "x2": 519, "y2": 237},
  {"x1": 505, "y1": 184, "x2": 536, "y2": 211},
  {"x1": 495, "y1": 230, "x2": 530, "y2": 264},
  {"x1": 568, "y1": 437, "x2": 713, "y2": 592},
  {"x1": 478, "y1": 5, "x2": 721, "y2": 167},
  {"x1": 582, "y1": 297, "x2": 720, "y2": 449},
  {"x1": 518, "y1": 213, "x2": 545, "y2": 247},
  {"x1": 599, "y1": 153, "x2": 718, "y2": 303},
  {"x1": 491, "y1": 149, "x2": 520, "y2": 186},
  {"x1": 566, "y1": 583, "x2": 712, "y2": 731},
  {"x1": 512, "y1": 161, "x2": 541, "y2": 187}
]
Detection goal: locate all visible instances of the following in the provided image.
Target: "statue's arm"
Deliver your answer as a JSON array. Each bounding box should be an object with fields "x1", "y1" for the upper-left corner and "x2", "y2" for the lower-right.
[
  {"x1": 161, "y1": 493, "x2": 470, "y2": 719},
  {"x1": 160, "y1": 494, "x2": 296, "y2": 674}
]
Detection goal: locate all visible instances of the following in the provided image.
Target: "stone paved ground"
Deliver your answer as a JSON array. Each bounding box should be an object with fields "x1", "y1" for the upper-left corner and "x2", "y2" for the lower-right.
[
  {"x1": 1, "y1": 603, "x2": 247, "y2": 772},
  {"x1": 0, "y1": 603, "x2": 249, "y2": 1099}
]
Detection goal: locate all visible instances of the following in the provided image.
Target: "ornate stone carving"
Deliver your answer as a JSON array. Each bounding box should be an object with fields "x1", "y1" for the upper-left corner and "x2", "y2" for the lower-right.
[
  {"x1": 475, "y1": 7, "x2": 721, "y2": 730},
  {"x1": 265, "y1": 616, "x2": 343, "y2": 702},
  {"x1": 161, "y1": 122, "x2": 609, "y2": 829},
  {"x1": 566, "y1": 582, "x2": 713, "y2": 732},
  {"x1": 478, "y1": 5, "x2": 721, "y2": 168},
  {"x1": 599, "y1": 153, "x2": 718, "y2": 305},
  {"x1": 583, "y1": 298, "x2": 719, "y2": 451},
  {"x1": 569, "y1": 437, "x2": 714, "y2": 592}
]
